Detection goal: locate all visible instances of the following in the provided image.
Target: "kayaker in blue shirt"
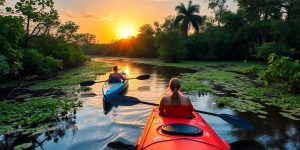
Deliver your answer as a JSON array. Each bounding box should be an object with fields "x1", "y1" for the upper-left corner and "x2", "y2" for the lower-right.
[{"x1": 108, "y1": 65, "x2": 126, "y2": 83}]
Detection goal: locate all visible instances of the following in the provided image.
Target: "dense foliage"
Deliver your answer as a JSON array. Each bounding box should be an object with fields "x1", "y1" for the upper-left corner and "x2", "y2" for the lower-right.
[
  {"x1": 0, "y1": 0, "x2": 90, "y2": 81},
  {"x1": 156, "y1": 31, "x2": 186, "y2": 62},
  {"x1": 257, "y1": 42, "x2": 292, "y2": 60},
  {"x1": 20, "y1": 49, "x2": 62, "y2": 78},
  {"x1": 259, "y1": 53, "x2": 300, "y2": 93},
  {"x1": 82, "y1": 0, "x2": 300, "y2": 63},
  {"x1": 28, "y1": 36, "x2": 88, "y2": 67}
]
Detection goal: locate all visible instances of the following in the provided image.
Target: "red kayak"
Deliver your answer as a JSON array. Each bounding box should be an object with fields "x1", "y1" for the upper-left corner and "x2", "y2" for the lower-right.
[{"x1": 135, "y1": 94, "x2": 230, "y2": 150}]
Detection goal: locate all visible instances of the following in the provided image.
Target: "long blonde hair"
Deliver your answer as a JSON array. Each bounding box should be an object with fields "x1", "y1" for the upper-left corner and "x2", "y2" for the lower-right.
[{"x1": 169, "y1": 78, "x2": 181, "y2": 105}]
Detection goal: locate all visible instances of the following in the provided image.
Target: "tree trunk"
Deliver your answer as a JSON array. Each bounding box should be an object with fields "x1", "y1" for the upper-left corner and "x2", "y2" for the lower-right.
[{"x1": 24, "y1": 17, "x2": 30, "y2": 48}]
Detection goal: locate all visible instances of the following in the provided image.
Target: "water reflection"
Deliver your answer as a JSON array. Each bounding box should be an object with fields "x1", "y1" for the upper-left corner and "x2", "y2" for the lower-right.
[{"x1": 29, "y1": 58, "x2": 300, "y2": 150}]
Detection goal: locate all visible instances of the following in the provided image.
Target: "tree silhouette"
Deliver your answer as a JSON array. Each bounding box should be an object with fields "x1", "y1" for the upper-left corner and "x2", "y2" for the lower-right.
[{"x1": 174, "y1": 1, "x2": 204, "y2": 36}]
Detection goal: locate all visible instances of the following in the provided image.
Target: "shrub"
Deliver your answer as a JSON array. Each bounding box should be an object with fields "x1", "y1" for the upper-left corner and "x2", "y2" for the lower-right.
[
  {"x1": 257, "y1": 42, "x2": 292, "y2": 60},
  {"x1": 39, "y1": 56, "x2": 63, "y2": 77},
  {"x1": 259, "y1": 53, "x2": 300, "y2": 93},
  {"x1": 242, "y1": 66, "x2": 259, "y2": 79},
  {"x1": 28, "y1": 36, "x2": 88, "y2": 68},
  {"x1": 0, "y1": 55, "x2": 10, "y2": 77},
  {"x1": 21, "y1": 49, "x2": 62, "y2": 77},
  {"x1": 0, "y1": 16, "x2": 24, "y2": 48},
  {"x1": 156, "y1": 31, "x2": 186, "y2": 62},
  {"x1": 185, "y1": 28, "x2": 249, "y2": 60}
]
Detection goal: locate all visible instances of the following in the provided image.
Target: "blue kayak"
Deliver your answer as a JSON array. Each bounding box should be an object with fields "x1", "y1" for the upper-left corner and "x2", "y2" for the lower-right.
[{"x1": 102, "y1": 73, "x2": 128, "y2": 101}]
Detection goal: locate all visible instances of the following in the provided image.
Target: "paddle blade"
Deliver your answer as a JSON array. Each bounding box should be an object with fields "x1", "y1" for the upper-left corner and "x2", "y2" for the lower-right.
[
  {"x1": 219, "y1": 114, "x2": 255, "y2": 131},
  {"x1": 80, "y1": 80, "x2": 96, "y2": 86},
  {"x1": 136, "y1": 75, "x2": 150, "y2": 80}
]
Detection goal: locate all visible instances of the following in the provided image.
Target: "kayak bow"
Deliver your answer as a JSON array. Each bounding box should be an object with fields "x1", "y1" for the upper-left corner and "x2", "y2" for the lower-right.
[{"x1": 136, "y1": 92, "x2": 230, "y2": 150}]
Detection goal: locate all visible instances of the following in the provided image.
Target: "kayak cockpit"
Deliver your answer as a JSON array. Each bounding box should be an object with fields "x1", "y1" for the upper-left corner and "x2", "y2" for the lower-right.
[{"x1": 161, "y1": 123, "x2": 203, "y2": 136}]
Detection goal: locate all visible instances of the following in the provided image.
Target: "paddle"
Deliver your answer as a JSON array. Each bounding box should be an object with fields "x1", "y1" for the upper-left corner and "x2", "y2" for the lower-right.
[
  {"x1": 121, "y1": 96, "x2": 255, "y2": 131},
  {"x1": 80, "y1": 74, "x2": 150, "y2": 86}
]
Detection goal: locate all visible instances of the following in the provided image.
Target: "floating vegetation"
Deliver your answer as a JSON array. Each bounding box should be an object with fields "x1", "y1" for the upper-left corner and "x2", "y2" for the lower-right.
[
  {"x1": 80, "y1": 86, "x2": 92, "y2": 92},
  {"x1": 257, "y1": 115, "x2": 267, "y2": 119},
  {"x1": 256, "y1": 110, "x2": 268, "y2": 115},
  {"x1": 0, "y1": 61, "x2": 110, "y2": 136},
  {"x1": 135, "y1": 59, "x2": 300, "y2": 120},
  {"x1": 0, "y1": 97, "x2": 79, "y2": 134},
  {"x1": 14, "y1": 143, "x2": 33, "y2": 150},
  {"x1": 279, "y1": 112, "x2": 300, "y2": 121},
  {"x1": 215, "y1": 97, "x2": 264, "y2": 113}
]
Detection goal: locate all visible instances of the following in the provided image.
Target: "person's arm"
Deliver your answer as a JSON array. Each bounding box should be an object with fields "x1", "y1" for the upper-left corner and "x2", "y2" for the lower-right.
[
  {"x1": 187, "y1": 97, "x2": 195, "y2": 117},
  {"x1": 159, "y1": 97, "x2": 166, "y2": 116},
  {"x1": 108, "y1": 73, "x2": 112, "y2": 81},
  {"x1": 118, "y1": 73, "x2": 126, "y2": 81}
]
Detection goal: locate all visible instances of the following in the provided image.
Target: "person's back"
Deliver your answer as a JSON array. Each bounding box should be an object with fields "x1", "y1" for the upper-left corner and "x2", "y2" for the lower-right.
[
  {"x1": 108, "y1": 65, "x2": 126, "y2": 83},
  {"x1": 159, "y1": 78, "x2": 194, "y2": 119}
]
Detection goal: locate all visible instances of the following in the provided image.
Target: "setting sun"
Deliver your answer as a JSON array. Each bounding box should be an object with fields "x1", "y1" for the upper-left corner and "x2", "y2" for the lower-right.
[{"x1": 118, "y1": 25, "x2": 135, "y2": 39}]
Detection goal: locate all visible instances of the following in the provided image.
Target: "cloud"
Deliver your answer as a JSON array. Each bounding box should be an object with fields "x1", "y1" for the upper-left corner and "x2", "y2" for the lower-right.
[
  {"x1": 99, "y1": 14, "x2": 114, "y2": 22},
  {"x1": 61, "y1": 10, "x2": 114, "y2": 22}
]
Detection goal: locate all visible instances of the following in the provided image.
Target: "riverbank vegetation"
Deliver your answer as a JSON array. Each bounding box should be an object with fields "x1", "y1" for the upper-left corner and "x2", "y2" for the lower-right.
[
  {"x1": 0, "y1": 61, "x2": 109, "y2": 141},
  {"x1": 0, "y1": 0, "x2": 110, "y2": 147},
  {"x1": 0, "y1": 0, "x2": 95, "y2": 82},
  {"x1": 130, "y1": 58, "x2": 300, "y2": 120}
]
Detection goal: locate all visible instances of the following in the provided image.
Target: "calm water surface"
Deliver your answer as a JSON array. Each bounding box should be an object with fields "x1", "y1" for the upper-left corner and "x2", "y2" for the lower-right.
[{"x1": 35, "y1": 58, "x2": 299, "y2": 150}]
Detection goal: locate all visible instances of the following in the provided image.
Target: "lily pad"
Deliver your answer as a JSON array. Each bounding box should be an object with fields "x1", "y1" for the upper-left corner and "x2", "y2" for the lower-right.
[
  {"x1": 280, "y1": 112, "x2": 300, "y2": 121},
  {"x1": 14, "y1": 143, "x2": 33, "y2": 150},
  {"x1": 257, "y1": 115, "x2": 267, "y2": 119}
]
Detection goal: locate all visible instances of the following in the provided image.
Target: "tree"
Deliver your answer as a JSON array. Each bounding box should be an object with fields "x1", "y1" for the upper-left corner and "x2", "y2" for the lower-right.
[
  {"x1": 138, "y1": 24, "x2": 155, "y2": 36},
  {"x1": 153, "y1": 21, "x2": 162, "y2": 36},
  {"x1": 6, "y1": 0, "x2": 60, "y2": 48},
  {"x1": 219, "y1": 10, "x2": 247, "y2": 32},
  {"x1": 282, "y1": 0, "x2": 300, "y2": 23},
  {"x1": 0, "y1": 0, "x2": 5, "y2": 5},
  {"x1": 0, "y1": 16, "x2": 24, "y2": 77},
  {"x1": 77, "y1": 33, "x2": 96, "y2": 45},
  {"x1": 237, "y1": 20, "x2": 271, "y2": 49},
  {"x1": 0, "y1": 16, "x2": 24, "y2": 48},
  {"x1": 208, "y1": 0, "x2": 228, "y2": 25},
  {"x1": 0, "y1": 55, "x2": 10, "y2": 78},
  {"x1": 156, "y1": 31, "x2": 186, "y2": 62},
  {"x1": 237, "y1": 0, "x2": 284, "y2": 22},
  {"x1": 56, "y1": 21, "x2": 80, "y2": 43},
  {"x1": 161, "y1": 16, "x2": 176, "y2": 32},
  {"x1": 135, "y1": 24, "x2": 156, "y2": 57},
  {"x1": 174, "y1": 1, "x2": 204, "y2": 36}
]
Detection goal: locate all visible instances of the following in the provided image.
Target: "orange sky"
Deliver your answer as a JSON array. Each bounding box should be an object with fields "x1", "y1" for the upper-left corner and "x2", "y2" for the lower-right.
[{"x1": 55, "y1": 0, "x2": 237, "y2": 43}]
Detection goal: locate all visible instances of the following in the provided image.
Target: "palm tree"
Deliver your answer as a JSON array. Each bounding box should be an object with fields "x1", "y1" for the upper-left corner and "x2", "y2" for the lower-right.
[{"x1": 174, "y1": 1, "x2": 203, "y2": 36}]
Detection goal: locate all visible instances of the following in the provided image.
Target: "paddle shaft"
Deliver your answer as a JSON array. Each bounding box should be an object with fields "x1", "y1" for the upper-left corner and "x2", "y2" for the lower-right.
[
  {"x1": 92, "y1": 77, "x2": 137, "y2": 83},
  {"x1": 96, "y1": 77, "x2": 139, "y2": 82},
  {"x1": 80, "y1": 74, "x2": 150, "y2": 86}
]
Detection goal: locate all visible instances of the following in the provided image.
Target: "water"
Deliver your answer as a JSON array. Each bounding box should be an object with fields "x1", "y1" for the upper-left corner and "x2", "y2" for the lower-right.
[{"x1": 4, "y1": 58, "x2": 300, "y2": 149}]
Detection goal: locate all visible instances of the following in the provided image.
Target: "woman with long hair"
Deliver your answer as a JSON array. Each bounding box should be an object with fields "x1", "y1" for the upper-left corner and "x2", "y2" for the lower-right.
[{"x1": 159, "y1": 78, "x2": 194, "y2": 119}]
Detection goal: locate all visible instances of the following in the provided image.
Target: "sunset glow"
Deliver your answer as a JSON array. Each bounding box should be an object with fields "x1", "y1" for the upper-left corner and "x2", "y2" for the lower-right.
[
  {"x1": 53, "y1": 0, "x2": 237, "y2": 43},
  {"x1": 118, "y1": 25, "x2": 135, "y2": 39}
]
